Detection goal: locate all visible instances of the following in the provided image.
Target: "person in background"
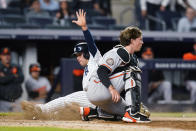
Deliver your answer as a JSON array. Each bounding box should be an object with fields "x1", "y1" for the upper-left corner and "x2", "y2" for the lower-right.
[
  {"x1": 177, "y1": 7, "x2": 196, "y2": 32},
  {"x1": 72, "y1": 0, "x2": 104, "y2": 16},
  {"x1": 55, "y1": 0, "x2": 72, "y2": 26},
  {"x1": 0, "y1": 0, "x2": 13, "y2": 9},
  {"x1": 20, "y1": 0, "x2": 33, "y2": 13},
  {"x1": 26, "y1": 0, "x2": 50, "y2": 17},
  {"x1": 141, "y1": 47, "x2": 172, "y2": 104},
  {"x1": 183, "y1": 43, "x2": 196, "y2": 60},
  {"x1": 39, "y1": 0, "x2": 59, "y2": 11},
  {"x1": 0, "y1": 0, "x2": 7, "y2": 9},
  {"x1": 97, "y1": 0, "x2": 111, "y2": 16},
  {"x1": 25, "y1": 63, "x2": 51, "y2": 103},
  {"x1": 0, "y1": 47, "x2": 24, "y2": 112},
  {"x1": 140, "y1": 0, "x2": 170, "y2": 30},
  {"x1": 183, "y1": 43, "x2": 196, "y2": 103},
  {"x1": 179, "y1": 0, "x2": 196, "y2": 11}
]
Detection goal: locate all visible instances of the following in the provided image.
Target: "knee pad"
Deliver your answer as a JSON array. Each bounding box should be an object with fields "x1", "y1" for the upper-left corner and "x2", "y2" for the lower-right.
[
  {"x1": 124, "y1": 72, "x2": 142, "y2": 113},
  {"x1": 124, "y1": 72, "x2": 141, "y2": 91}
]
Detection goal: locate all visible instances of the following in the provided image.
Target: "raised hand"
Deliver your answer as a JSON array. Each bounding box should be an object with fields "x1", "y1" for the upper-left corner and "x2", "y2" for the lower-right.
[{"x1": 72, "y1": 9, "x2": 87, "y2": 30}]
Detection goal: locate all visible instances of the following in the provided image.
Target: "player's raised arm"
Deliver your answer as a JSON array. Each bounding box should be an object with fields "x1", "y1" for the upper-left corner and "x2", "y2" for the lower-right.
[
  {"x1": 72, "y1": 9, "x2": 87, "y2": 31},
  {"x1": 72, "y1": 9, "x2": 98, "y2": 57}
]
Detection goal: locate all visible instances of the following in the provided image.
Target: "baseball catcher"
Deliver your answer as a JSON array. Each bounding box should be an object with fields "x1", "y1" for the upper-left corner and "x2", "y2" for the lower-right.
[{"x1": 83, "y1": 25, "x2": 151, "y2": 122}]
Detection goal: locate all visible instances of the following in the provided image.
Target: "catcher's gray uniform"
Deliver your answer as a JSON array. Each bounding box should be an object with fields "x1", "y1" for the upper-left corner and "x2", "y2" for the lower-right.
[{"x1": 87, "y1": 46, "x2": 142, "y2": 116}]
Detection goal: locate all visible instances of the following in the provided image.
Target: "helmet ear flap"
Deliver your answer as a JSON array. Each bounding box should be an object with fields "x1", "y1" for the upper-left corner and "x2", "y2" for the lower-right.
[{"x1": 83, "y1": 52, "x2": 90, "y2": 59}]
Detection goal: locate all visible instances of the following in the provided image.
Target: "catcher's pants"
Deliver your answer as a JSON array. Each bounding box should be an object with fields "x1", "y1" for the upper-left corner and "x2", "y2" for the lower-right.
[
  {"x1": 38, "y1": 91, "x2": 95, "y2": 113},
  {"x1": 87, "y1": 72, "x2": 127, "y2": 116}
]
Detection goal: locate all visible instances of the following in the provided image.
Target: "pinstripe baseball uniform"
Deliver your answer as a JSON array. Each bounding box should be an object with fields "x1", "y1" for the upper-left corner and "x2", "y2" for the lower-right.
[{"x1": 37, "y1": 29, "x2": 102, "y2": 113}]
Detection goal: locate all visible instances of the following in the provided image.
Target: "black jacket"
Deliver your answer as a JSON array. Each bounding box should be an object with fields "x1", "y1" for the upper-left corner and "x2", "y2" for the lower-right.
[{"x1": 0, "y1": 61, "x2": 24, "y2": 102}]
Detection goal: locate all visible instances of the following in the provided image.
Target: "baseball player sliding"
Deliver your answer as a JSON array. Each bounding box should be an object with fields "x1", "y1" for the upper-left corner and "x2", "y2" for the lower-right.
[{"x1": 21, "y1": 9, "x2": 104, "y2": 120}]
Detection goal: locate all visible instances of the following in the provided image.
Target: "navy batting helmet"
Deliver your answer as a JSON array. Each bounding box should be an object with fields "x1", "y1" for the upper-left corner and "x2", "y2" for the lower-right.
[{"x1": 73, "y1": 42, "x2": 89, "y2": 59}]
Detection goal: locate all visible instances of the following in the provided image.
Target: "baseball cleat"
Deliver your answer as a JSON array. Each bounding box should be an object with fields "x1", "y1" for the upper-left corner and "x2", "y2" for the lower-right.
[
  {"x1": 21, "y1": 100, "x2": 42, "y2": 120},
  {"x1": 122, "y1": 111, "x2": 151, "y2": 123},
  {"x1": 97, "y1": 107, "x2": 121, "y2": 121},
  {"x1": 79, "y1": 107, "x2": 97, "y2": 121}
]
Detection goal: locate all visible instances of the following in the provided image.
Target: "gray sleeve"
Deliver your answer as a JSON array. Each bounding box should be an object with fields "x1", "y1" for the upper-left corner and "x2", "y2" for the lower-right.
[
  {"x1": 98, "y1": 49, "x2": 122, "y2": 72},
  {"x1": 25, "y1": 78, "x2": 38, "y2": 91},
  {"x1": 44, "y1": 78, "x2": 51, "y2": 92},
  {"x1": 177, "y1": 18, "x2": 186, "y2": 32}
]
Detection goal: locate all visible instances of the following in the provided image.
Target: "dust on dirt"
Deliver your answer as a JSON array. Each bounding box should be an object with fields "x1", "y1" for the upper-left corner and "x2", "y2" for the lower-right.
[
  {"x1": 22, "y1": 102, "x2": 81, "y2": 121},
  {"x1": 1, "y1": 104, "x2": 196, "y2": 131}
]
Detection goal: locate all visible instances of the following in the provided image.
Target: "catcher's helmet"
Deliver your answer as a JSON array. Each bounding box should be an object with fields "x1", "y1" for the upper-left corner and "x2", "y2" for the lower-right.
[{"x1": 73, "y1": 42, "x2": 89, "y2": 59}]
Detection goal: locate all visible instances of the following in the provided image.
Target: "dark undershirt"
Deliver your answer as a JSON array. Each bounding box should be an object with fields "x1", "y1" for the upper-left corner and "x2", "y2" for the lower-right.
[
  {"x1": 97, "y1": 65, "x2": 112, "y2": 88},
  {"x1": 83, "y1": 29, "x2": 97, "y2": 57}
]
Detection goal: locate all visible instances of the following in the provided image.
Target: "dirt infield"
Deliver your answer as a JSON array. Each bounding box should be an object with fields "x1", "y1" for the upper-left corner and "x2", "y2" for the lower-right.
[{"x1": 0, "y1": 113, "x2": 196, "y2": 131}]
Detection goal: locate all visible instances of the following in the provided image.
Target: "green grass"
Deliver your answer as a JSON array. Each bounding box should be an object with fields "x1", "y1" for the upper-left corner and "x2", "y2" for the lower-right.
[
  {"x1": 0, "y1": 112, "x2": 21, "y2": 116},
  {"x1": 151, "y1": 112, "x2": 196, "y2": 117},
  {"x1": 0, "y1": 127, "x2": 90, "y2": 131}
]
